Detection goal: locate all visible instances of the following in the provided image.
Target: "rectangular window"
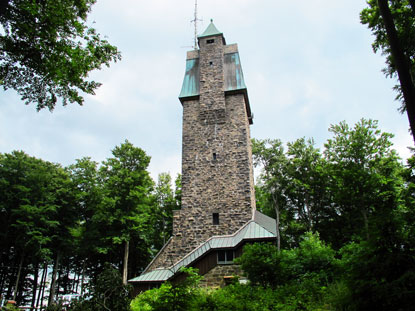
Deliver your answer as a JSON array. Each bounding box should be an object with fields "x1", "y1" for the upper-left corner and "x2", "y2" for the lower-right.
[
  {"x1": 212, "y1": 153, "x2": 217, "y2": 161},
  {"x1": 213, "y1": 213, "x2": 219, "y2": 225},
  {"x1": 217, "y1": 250, "x2": 234, "y2": 264},
  {"x1": 206, "y1": 39, "x2": 215, "y2": 44}
]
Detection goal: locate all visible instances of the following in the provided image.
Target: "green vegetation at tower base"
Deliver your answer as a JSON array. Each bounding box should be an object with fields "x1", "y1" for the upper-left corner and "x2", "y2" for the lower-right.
[
  {"x1": 131, "y1": 232, "x2": 414, "y2": 311},
  {"x1": 0, "y1": 119, "x2": 413, "y2": 309}
]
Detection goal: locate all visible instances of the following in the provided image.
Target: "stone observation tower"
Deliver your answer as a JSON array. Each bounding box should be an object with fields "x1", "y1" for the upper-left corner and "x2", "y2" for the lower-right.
[{"x1": 130, "y1": 21, "x2": 276, "y2": 290}]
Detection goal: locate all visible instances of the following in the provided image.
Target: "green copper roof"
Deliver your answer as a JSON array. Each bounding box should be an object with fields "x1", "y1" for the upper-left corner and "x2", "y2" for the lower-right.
[
  {"x1": 129, "y1": 269, "x2": 173, "y2": 283},
  {"x1": 224, "y1": 53, "x2": 247, "y2": 91},
  {"x1": 198, "y1": 19, "x2": 222, "y2": 38},
  {"x1": 179, "y1": 57, "x2": 199, "y2": 98}
]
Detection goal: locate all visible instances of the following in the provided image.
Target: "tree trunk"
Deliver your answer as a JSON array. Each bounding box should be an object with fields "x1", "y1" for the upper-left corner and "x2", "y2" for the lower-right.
[
  {"x1": 272, "y1": 193, "x2": 281, "y2": 252},
  {"x1": 361, "y1": 208, "x2": 370, "y2": 240},
  {"x1": 12, "y1": 252, "x2": 24, "y2": 301},
  {"x1": 122, "y1": 240, "x2": 129, "y2": 285},
  {"x1": 36, "y1": 262, "x2": 47, "y2": 310},
  {"x1": 39, "y1": 262, "x2": 48, "y2": 310},
  {"x1": 75, "y1": 270, "x2": 81, "y2": 293},
  {"x1": 48, "y1": 251, "x2": 61, "y2": 307},
  {"x1": 80, "y1": 261, "x2": 86, "y2": 296},
  {"x1": 31, "y1": 262, "x2": 39, "y2": 311},
  {"x1": 304, "y1": 193, "x2": 313, "y2": 232},
  {"x1": 0, "y1": 267, "x2": 6, "y2": 298},
  {"x1": 378, "y1": 0, "x2": 415, "y2": 144}
]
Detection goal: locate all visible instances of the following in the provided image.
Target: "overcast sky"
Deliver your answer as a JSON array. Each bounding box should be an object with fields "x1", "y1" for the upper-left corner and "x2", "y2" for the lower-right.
[{"x1": 0, "y1": 0, "x2": 413, "y2": 181}]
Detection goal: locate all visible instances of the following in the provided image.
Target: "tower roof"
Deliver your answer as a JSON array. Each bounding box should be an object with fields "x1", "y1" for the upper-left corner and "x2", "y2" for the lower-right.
[{"x1": 198, "y1": 19, "x2": 222, "y2": 38}]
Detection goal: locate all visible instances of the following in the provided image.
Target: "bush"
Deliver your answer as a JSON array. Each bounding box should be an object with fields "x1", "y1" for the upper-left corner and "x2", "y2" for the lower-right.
[
  {"x1": 235, "y1": 242, "x2": 281, "y2": 288},
  {"x1": 237, "y1": 232, "x2": 336, "y2": 288},
  {"x1": 131, "y1": 267, "x2": 202, "y2": 311}
]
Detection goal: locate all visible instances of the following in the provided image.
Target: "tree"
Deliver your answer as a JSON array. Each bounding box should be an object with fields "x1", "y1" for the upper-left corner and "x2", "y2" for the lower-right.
[
  {"x1": 66, "y1": 157, "x2": 103, "y2": 294},
  {"x1": 361, "y1": 0, "x2": 415, "y2": 142},
  {"x1": 252, "y1": 138, "x2": 329, "y2": 248},
  {"x1": 324, "y1": 119, "x2": 402, "y2": 244},
  {"x1": 284, "y1": 138, "x2": 328, "y2": 235},
  {"x1": 152, "y1": 173, "x2": 177, "y2": 249},
  {"x1": 100, "y1": 140, "x2": 153, "y2": 285},
  {"x1": 252, "y1": 138, "x2": 288, "y2": 251},
  {"x1": 0, "y1": 151, "x2": 78, "y2": 306},
  {"x1": 0, "y1": 0, "x2": 121, "y2": 111}
]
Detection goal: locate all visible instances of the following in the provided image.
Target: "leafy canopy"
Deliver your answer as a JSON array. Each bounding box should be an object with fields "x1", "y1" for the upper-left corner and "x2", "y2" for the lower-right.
[{"x1": 0, "y1": 0, "x2": 121, "y2": 110}]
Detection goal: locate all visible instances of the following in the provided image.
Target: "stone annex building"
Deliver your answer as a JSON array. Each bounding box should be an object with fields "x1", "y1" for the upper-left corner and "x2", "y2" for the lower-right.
[{"x1": 129, "y1": 21, "x2": 277, "y2": 291}]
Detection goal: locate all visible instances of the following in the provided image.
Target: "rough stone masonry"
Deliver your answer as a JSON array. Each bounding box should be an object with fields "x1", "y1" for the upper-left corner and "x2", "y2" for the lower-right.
[{"x1": 146, "y1": 22, "x2": 256, "y2": 271}]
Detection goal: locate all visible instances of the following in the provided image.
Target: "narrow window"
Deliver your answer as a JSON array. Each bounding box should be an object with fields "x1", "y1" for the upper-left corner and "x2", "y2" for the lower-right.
[
  {"x1": 213, "y1": 153, "x2": 217, "y2": 161},
  {"x1": 206, "y1": 39, "x2": 215, "y2": 44},
  {"x1": 217, "y1": 250, "x2": 234, "y2": 264},
  {"x1": 213, "y1": 213, "x2": 219, "y2": 225},
  {"x1": 209, "y1": 61, "x2": 213, "y2": 66},
  {"x1": 218, "y1": 251, "x2": 226, "y2": 263},
  {"x1": 226, "y1": 250, "x2": 234, "y2": 262}
]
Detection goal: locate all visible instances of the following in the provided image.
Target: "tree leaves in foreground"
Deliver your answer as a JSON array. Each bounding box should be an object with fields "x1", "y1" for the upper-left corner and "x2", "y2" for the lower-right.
[
  {"x1": 0, "y1": 0, "x2": 121, "y2": 110},
  {"x1": 360, "y1": 0, "x2": 415, "y2": 142}
]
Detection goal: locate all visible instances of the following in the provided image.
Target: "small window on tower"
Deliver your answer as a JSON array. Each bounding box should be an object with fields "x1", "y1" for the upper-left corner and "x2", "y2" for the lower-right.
[
  {"x1": 209, "y1": 61, "x2": 213, "y2": 66},
  {"x1": 213, "y1": 153, "x2": 217, "y2": 161},
  {"x1": 206, "y1": 39, "x2": 215, "y2": 44},
  {"x1": 213, "y1": 213, "x2": 219, "y2": 225}
]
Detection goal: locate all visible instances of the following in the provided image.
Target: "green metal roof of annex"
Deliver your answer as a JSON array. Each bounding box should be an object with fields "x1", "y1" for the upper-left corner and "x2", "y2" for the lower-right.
[
  {"x1": 129, "y1": 211, "x2": 276, "y2": 283},
  {"x1": 198, "y1": 19, "x2": 223, "y2": 38}
]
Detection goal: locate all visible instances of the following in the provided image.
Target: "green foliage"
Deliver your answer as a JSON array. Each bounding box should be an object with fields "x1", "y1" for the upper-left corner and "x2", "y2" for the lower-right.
[
  {"x1": 324, "y1": 119, "x2": 402, "y2": 245},
  {"x1": 2, "y1": 302, "x2": 20, "y2": 311},
  {"x1": 99, "y1": 140, "x2": 154, "y2": 281},
  {"x1": 251, "y1": 119, "x2": 414, "y2": 309},
  {"x1": 198, "y1": 284, "x2": 277, "y2": 311},
  {"x1": 235, "y1": 243, "x2": 280, "y2": 288},
  {"x1": 337, "y1": 238, "x2": 415, "y2": 311},
  {"x1": 0, "y1": 142, "x2": 159, "y2": 305},
  {"x1": 131, "y1": 268, "x2": 202, "y2": 311},
  {"x1": 1, "y1": 119, "x2": 413, "y2": 309},
  {"x1": 0, "y1": 0, "x2": 121, "y2": 110},
  {"x1": 237, "y1": 232, "x2": 336, "y2": 289},
  {"x1": 151, "y1": 173, "x2": 178, "y2": 250},
  {"x1": 360, "y1": 0, "x2": 415, "y2": 109}
]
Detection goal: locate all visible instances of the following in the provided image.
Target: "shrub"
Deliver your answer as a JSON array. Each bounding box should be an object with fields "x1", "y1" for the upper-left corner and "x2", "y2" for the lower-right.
[{"x1": 131, "y1": 267, "x2": 202, "y2": 311}]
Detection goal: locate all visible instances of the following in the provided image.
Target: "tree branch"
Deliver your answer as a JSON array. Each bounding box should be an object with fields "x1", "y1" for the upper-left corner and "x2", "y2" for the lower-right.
[{"x1": 378, "y1": 0, "x2": 415, "y2": 144}]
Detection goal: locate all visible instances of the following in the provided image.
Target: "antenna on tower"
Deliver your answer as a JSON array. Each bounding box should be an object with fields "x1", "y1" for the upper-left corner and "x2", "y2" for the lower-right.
[{"x1": 190, "y1": 0, "x2": 202, "y2": 49}]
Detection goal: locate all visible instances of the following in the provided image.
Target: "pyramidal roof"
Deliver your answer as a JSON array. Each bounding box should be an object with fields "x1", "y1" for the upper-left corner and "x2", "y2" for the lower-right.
[{"x1": 198, "y1": 19, "x2": 222, "y2": 38}]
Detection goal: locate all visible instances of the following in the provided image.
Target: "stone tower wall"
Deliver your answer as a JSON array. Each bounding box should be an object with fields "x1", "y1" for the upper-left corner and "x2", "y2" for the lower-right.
[{"x1": 147, "y1": 33, "x2": 255, "y2": 271}]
